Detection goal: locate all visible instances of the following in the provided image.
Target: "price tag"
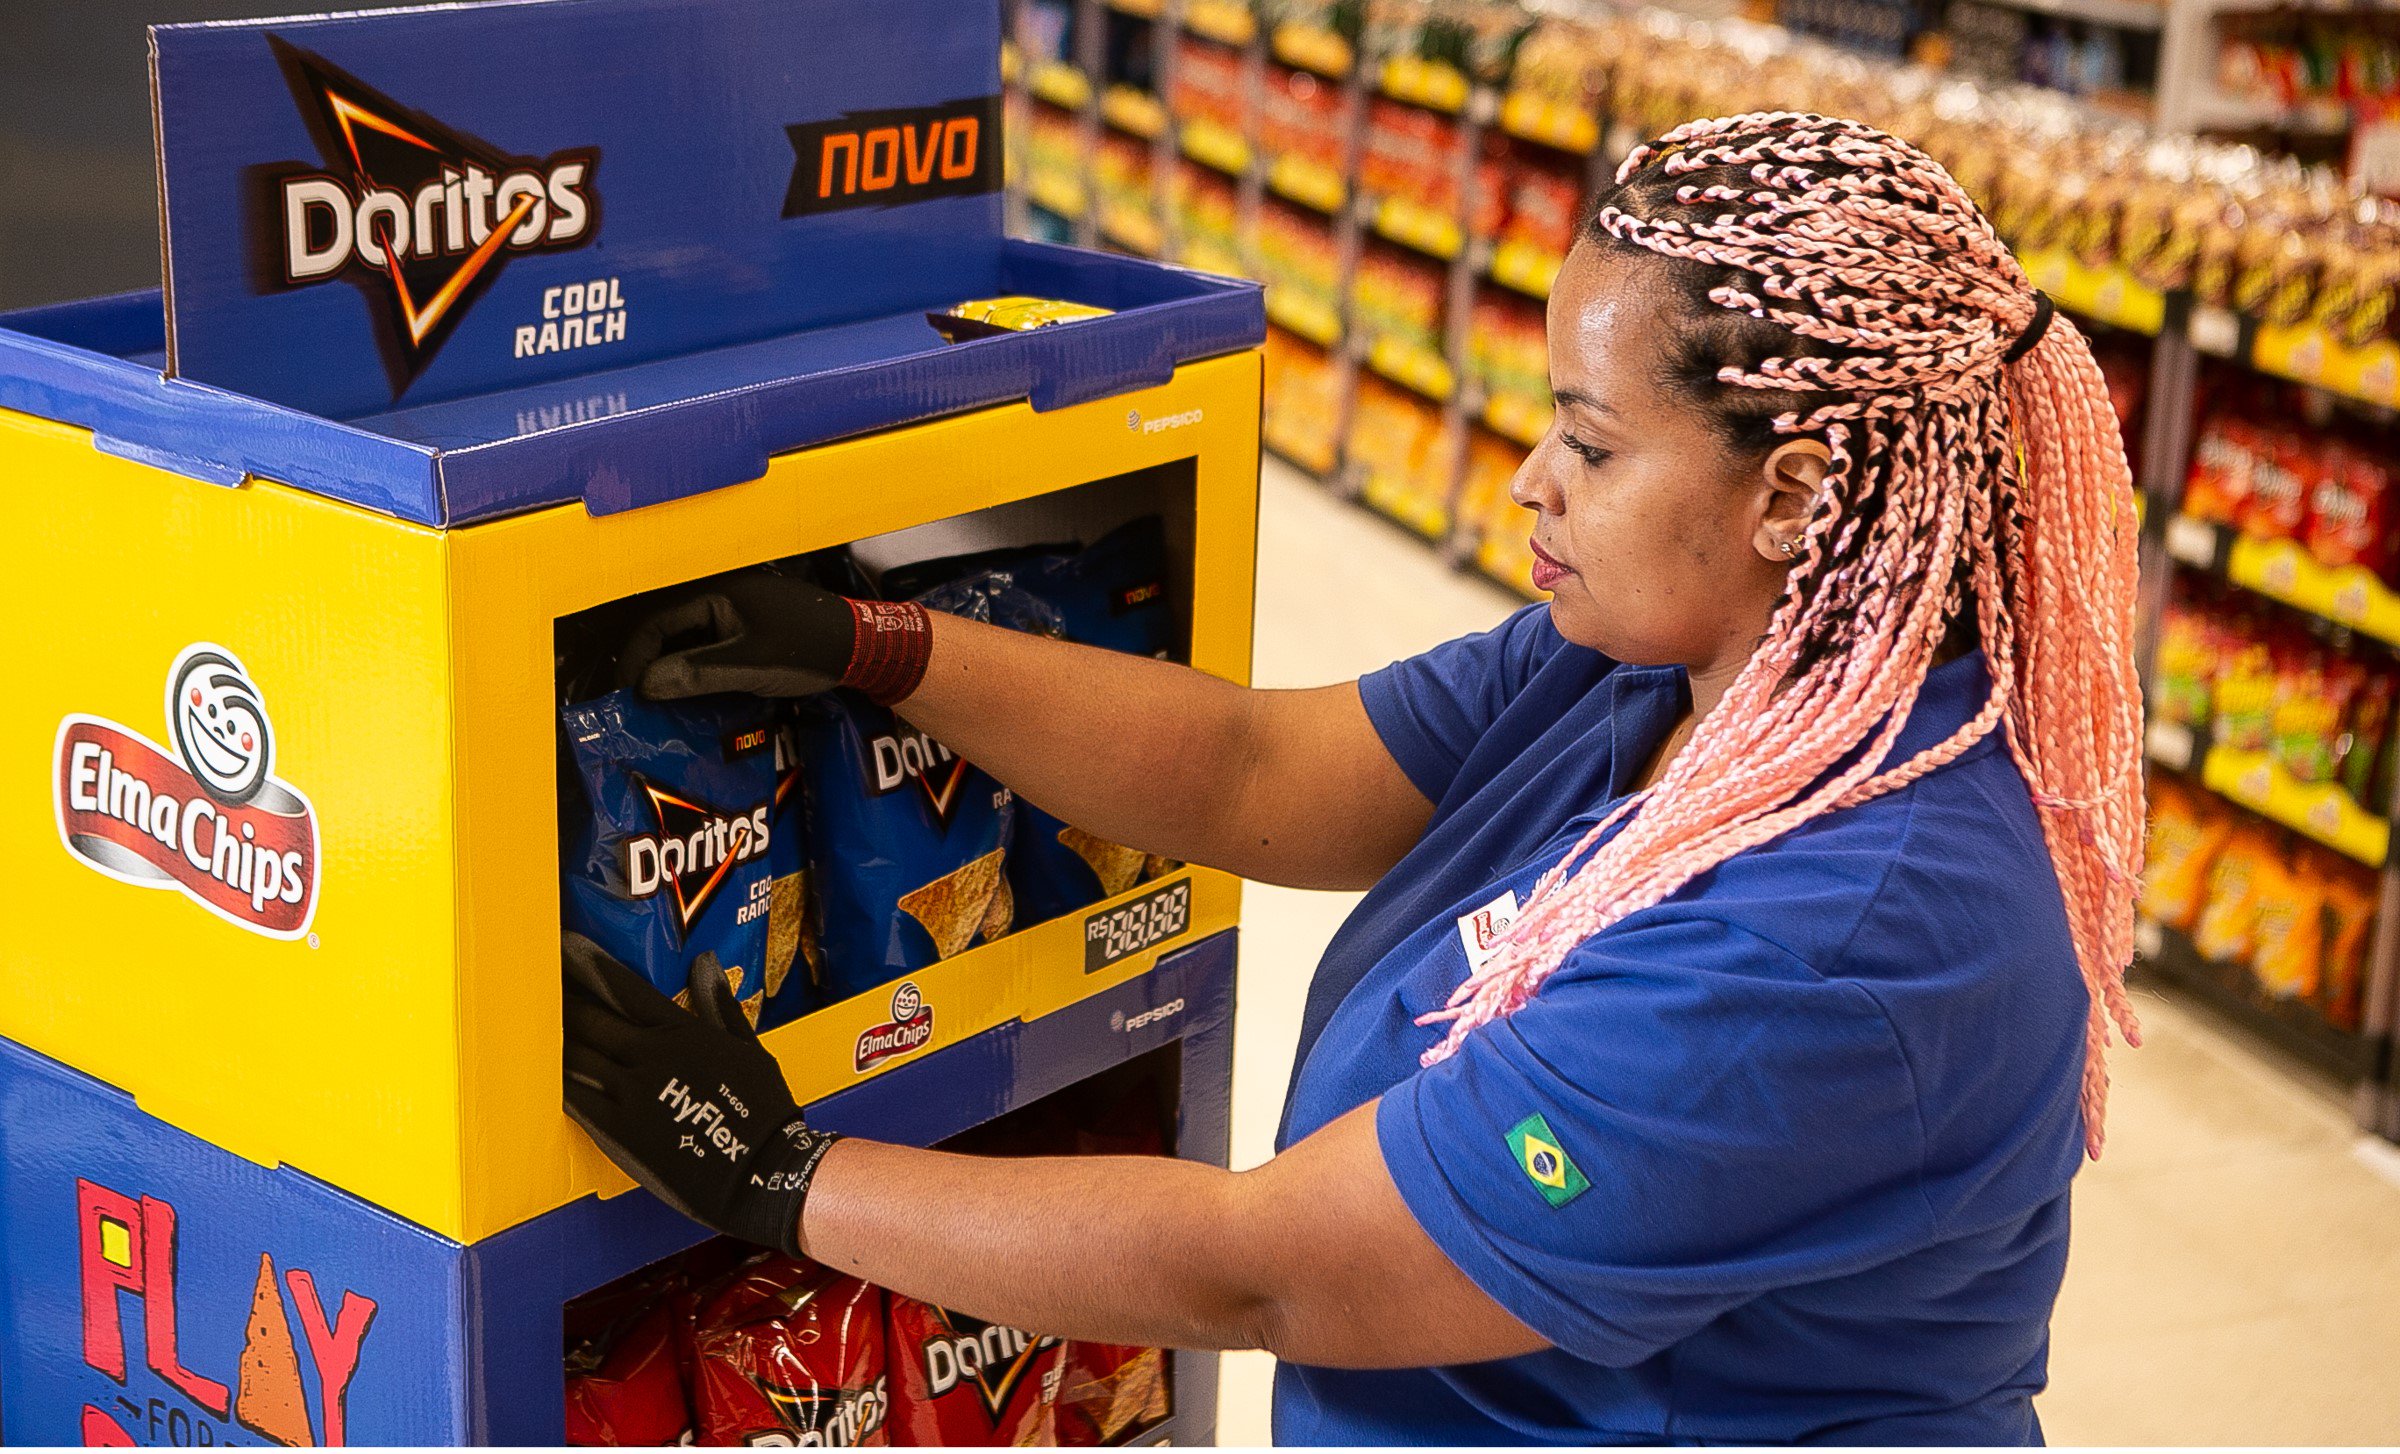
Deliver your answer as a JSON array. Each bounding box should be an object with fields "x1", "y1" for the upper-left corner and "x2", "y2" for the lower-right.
[
  {"x1": 1083, "y1": 878, "x2": 1194, "y2": 974},
  {"x1": 2144, "y1": 719, "x2": 2195, "y2": 772},
  {"x1": 2190, "y1": 306, "x2": 2241, "y2": 358},
  {"x1": 2164, "y1": 514, "x2": 2218, "y2": 568}
]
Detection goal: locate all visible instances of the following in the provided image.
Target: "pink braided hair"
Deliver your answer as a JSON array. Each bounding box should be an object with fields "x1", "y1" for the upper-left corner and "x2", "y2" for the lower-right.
[{"x1": 1422, "y1": 112, "x2": 2145, "y2": 1157}]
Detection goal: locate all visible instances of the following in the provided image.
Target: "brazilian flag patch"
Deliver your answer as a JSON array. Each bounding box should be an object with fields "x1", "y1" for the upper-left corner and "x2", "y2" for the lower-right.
[{"x1": 1506, "y1": 1113, "x2": 1589, "y2": 1208}]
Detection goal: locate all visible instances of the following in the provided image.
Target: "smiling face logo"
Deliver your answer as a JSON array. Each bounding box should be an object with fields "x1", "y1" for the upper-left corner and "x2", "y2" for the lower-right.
[
  {"x1": 55, "y1": 643, "x2": 320, "y2": 938},
  {"x1": 166, "y1": 648, "x2": 273, "y2": 806}
]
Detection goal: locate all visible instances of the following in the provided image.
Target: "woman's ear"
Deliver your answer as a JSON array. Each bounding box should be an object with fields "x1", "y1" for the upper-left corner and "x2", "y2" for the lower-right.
[{"x1": 1754, "y1": 438, "x2": 1831, "y2": 564}]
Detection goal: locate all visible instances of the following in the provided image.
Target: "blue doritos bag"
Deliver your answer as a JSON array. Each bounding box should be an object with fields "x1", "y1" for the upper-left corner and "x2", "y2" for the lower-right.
[
  {"x1": 886, "y1": 520, "x2": 1179, "y2": 928},
  {"x1": 796, "y1": 683, "x2": 1014, "y2": 1004},
  {"x1": 562, "y1": 689, "x2": 807, "y2": 1025}
]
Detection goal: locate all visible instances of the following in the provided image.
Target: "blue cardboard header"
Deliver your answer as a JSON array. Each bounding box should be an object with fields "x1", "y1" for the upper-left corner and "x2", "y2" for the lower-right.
[{"x1": 154, "y1": 0, "x2": 1003, "y2": 420}]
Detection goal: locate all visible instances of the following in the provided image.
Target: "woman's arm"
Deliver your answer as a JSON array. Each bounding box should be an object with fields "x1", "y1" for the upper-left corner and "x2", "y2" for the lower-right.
[
  {"x1": 801, "y1": 1102, "x2": 1550, "y2": 1369},
  {"x1": 896, "y1": 613, "x2": 1432, "y2": 891}
]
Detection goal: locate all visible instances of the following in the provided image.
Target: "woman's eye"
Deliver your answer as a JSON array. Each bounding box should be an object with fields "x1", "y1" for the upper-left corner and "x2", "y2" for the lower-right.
[{"x1": 1559, "y1": 432, "x2": 1612, "y2": 467}]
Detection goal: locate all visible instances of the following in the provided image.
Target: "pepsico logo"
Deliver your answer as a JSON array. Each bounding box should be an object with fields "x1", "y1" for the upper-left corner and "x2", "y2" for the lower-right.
[
  {"x1": 854, "y1": 980, "x2": 935, "y2": 1073},
  {"x1": 53, "y1": 645, "x2": 320, "y2": 940}
]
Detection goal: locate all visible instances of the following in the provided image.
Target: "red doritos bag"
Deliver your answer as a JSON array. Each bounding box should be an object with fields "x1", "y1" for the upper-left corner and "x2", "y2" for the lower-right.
[
  {"x1": 1053, "y1": 1342, "x2": 1170, "y2": 1446},
  {"x1": 566, "y1": 1280, "x2": 695, "y2": 1447},
  {"x1": 686, "y1": 1254, "x2": 890, "y2": 1447},
  {"x1": 885, "y1": 1295, "x2": 1063, "y2": 1445}
]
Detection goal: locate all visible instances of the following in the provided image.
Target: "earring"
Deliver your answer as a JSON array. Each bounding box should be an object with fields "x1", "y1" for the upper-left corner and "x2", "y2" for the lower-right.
[{"x1": 1778, "y1": 539, "x2": 1799, "y2": 558}]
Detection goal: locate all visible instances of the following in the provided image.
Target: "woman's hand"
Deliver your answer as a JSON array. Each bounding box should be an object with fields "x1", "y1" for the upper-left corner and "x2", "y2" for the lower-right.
[
  {"x1": 561, "y1": 934, "x2": 844, "y2": 1255},
  {"x1": 617, "y1": 571, "x2": 931, "y2": 705}
]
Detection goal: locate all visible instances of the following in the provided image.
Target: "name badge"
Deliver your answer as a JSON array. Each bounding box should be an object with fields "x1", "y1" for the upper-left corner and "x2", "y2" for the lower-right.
[{"x1": 1456, "y1": 889, "x2": 1521, "y2": 970}]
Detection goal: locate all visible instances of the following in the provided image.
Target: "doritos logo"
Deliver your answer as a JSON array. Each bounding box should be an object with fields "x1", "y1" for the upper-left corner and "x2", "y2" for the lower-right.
[
  {"x1": 919, "y1": 1319, "x2": 1058, "y2": 1416},
  {"x1": 758, "y1": 1377, "x2": 889, "y2": 1447},
  {"x1": 621, "y1": 777, "x2": 773, "y2": 933},
  {"x1": 263, "y1": 35, "x2": 600, "y2": 396},
  {"x1": 865, "y1": 723, "x2": 971, "y2": 827},
  {"x1": 781, "y1": 96, "x2": 1004, "y2": 217}
]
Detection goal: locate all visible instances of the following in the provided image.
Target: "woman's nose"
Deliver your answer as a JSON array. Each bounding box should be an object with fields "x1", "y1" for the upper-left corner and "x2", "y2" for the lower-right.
[{"x1": 1508, "y1": 454, "x2": 1564, "y2": 515}]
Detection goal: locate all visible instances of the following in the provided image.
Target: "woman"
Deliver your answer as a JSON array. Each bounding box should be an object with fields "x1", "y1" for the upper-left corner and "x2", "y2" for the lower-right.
[{"x1": 564, "y1": 112, "x2": 2144, "y2": 1444}]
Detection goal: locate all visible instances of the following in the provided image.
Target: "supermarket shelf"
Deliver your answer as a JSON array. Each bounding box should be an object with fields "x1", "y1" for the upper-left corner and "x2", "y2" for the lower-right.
[
  {"x1": 1264, "y1": 421, "x2": 1340, "y2": 476},
  {"x1": 1104, "y1": 84, "x2": 1170, "y2": 139},
  {"x1": 2204, "y1": 745, "x2": 2390, "y2": 868},
  {"x1": 1370, "y1": 195, "x2": 1465, "y2": 261},
  {"x1": 1183, "y1": 0, "x2": 1256, "y2": 47},
  {"x1": 1026, "y1": 170, "x2": 1091, "y2": 221},
  {"x1": 1106, "y1": 0, "x2": 1165, "y2": 16},
  {"x1": 2135, "y1": 917, "x2": 2381, "y2": 1084},
  {"x1": 1498, "y1": 89, "x2": 1600, "y2": 154},
  {"x1": 1266, "y1": 289, "x2": 1344, "y2": 348},
  {"x1": 1030, "y1": 59, "x2": 1094, "y2": 112},
  {"x1": 1380, "y1": 54, "x2": 1471, "y2": 114},
  {"x1": 2163, "y1": 510, "x2": 2400, "y2": 652},
  {"x1": 1179, "y1": 116, "x2": 1253, "y2": 177},
  {"x1": 1366, "y1": 334, "x2": 1457, "y2": 402},
  {"x1": 1271, "y1": 21, "x2": 1354, "y2": 79},
  {"x1": 1358, "y1": 467, "x2": 1453, "y2": 541},
  {"x1": 1267, "y1": 153, "x2": 1348, "y2": 215},
  {"x1": 1487, "y1": 236, "x2": 1564, "y2": 300},
  {"x1": 1181, "y1": 237, "x2": 1248, "y2": 279},
  {"x1": 1480, "y1": 389, "x2": 1551, "y2": 449},
  {"x1": 2144, "y1": 717, "x2": 2389, "y2": 868},
  {"x1": 2016, "y1": 246, "x2": 2165, "y2": 337},
  {"x1": 1099, "y1": 201, "x2": 1166, "y2": 257},
  {"x1": 2187, "y1": 301, "x2": 2400, "y2": 417}
]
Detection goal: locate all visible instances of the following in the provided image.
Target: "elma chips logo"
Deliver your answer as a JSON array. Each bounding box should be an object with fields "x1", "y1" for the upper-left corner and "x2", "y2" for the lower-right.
[
  {"x1": 782, "y1": 96, "x2": 1004, "y2": 217},
  {"x1": 854, "y1": 981, "x2": 935, "y2": 1072},
  {"x1": 54, "y1": 645, "x2": 320, "y2": 940},
  {"x1": 262, "y1": 36, "x2": 599, "y2": 397}
]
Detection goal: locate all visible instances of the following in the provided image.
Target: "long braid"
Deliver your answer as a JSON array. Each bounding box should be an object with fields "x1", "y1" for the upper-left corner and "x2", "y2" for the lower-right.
[{"x1": 1420, "y1": 113, "x2": 2145, "y2": 1157}]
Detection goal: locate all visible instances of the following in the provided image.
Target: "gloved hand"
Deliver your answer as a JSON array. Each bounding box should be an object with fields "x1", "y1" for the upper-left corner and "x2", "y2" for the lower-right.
[
  {"x1": 616, "y1": 570, "x2": 931, "y2": 705},
  {"x1": 562, "y1": 933, "x2": 842, "y2": 1256}
]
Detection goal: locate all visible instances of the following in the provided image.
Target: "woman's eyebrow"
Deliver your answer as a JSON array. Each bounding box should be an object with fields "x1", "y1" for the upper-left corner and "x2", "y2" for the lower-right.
[{"x1": 1550, "y1": 388, "x2": 1616, "y2": 416}]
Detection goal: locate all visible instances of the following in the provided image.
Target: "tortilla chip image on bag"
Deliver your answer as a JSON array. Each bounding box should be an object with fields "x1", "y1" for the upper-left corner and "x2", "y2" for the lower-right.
[
  {"x1": 563, "y1": 689, "x2": 786, "y2": 1025},
  {"x1": 895, "y1": 520, "x2": 1183, "y2": 928},
  {"x1": 796, "y1": 686, "x2": 1013, "y2": 1004}
]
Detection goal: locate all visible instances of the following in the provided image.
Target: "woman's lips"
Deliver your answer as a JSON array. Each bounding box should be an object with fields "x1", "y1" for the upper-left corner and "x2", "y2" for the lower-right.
[{"x1": 1529, "y1": 538, "x2": 1570, "y2": 590}]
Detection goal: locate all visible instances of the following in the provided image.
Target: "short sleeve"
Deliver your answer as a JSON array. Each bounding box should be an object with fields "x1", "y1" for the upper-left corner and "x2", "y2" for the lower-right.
[
  {"x1": 1375, "y1": 916, "x2": 1934, "y2": 1368},
  {"x1": 1357, "y1": 605, "x2": 1566, "y2": 804}
]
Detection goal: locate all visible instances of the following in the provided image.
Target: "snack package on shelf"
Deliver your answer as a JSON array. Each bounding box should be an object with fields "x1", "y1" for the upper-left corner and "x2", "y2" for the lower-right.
[
  {"x1": 1256, "y1": 198, "x2": 1346, "y2": 320},
  {"x1": 685, "y1": 1255, "x2": 891, "y2": 1447},
  {"x1": 2143, "y1": 778, "x2": 2236, "y2": 932},
  {"x1": 1353, "y1": 243, "x2": 1449, "y2": 357},
  {"x1": 1093, "y1": 130, "x2": 1158, "y2": 226},
  {"x1": 1170, "y1": 32, "x2": 1251, "y2": 137},
  {"x1": 1349, "y1": 372, "x2": 1457, "y2": 533},
  {"x1": 1260, "y1": 60, "x2": 1347, "y2": 176},
  {"x1": 1463, "y1": 429, "x2": 1537, "y2": 594},
  {"x1": 1265, "y1": 324, "x2": 1347, "y2": 471},
  {"x1": 796, "y1": 558, "x2": 1016, "y2": 1001},
  {"x1": 2193, "y1": 823, "x2": 2280, "y2": 964},
  {"x1": 565, "y1": 1264, "x2": 697, "y2": 1447},
  {"x1": 1172, "y1": 161, "x2": 1242, "y2": 269},
  {"x1": 874, "y1": 523, "x2": 1181, "y2": 929},
  {"x1": 886, "y1": 1297, "x2": 1065, "y2": 1445},
  {"x1": 561, "y1": 687, "x2": 806, "y2": 1030},
  {"x1": 1468, "y1": 290, "x2": 1548, "y2": 407}
]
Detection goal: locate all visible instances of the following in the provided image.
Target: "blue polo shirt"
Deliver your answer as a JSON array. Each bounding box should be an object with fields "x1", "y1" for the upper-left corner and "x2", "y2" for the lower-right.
[{"x1": 1273, "y1": 606, "x2": 2089, "y2": 1445}]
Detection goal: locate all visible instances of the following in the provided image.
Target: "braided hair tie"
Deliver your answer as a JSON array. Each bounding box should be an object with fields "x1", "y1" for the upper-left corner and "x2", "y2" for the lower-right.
[{"x1": 2001, "y1": 291, "x2": 2054, "y2": 364}]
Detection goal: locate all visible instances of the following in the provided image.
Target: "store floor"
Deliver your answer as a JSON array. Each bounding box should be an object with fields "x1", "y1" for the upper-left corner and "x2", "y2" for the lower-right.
[{"x1": 1217, "y1": 457, "x2": 2400, "y2": 1446}]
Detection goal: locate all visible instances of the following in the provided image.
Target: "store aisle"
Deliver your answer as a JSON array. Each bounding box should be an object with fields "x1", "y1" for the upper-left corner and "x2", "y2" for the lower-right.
[{"x1": 1220, "y1": 457, "x2": 2400, "y2": 1446}]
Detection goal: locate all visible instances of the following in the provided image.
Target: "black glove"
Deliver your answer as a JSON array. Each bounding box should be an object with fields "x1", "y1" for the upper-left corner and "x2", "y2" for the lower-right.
[
  {"x1": 561, "y1": 933, "x2": 841, "y2": 1255},
  {"x1": 617, "y1": 570, "x2": 931, "y2": 705}
]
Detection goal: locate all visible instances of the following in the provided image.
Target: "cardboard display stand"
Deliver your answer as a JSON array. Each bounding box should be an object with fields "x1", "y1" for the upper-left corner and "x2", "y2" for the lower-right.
[{"x1": 0, "y1": 0, "x2": 1261, "y2": 1443}]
